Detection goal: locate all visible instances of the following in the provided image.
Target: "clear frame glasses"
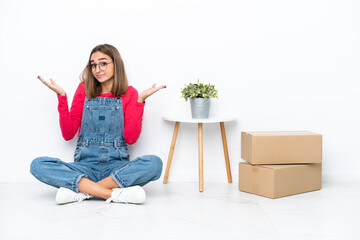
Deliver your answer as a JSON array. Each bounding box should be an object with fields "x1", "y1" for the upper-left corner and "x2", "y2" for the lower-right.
[{"x1": 88, "y1": 62, "x2": 113, "y2": 72}]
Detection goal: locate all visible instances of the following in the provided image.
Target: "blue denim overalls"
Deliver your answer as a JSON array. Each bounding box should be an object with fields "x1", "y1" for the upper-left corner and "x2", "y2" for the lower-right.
[{"x1": 31, "y1": 97, "x2": 162, "y2": 193}]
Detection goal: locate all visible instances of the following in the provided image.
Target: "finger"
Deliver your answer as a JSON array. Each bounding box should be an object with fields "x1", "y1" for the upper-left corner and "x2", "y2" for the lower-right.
[
  {"x1": 50, "y1": 78, "x2": 56, "y2": 85},
  {"x1": 151, "y1": 83, "x2": 156, "y2": 88},
  {"x1": 37, "y1": 75, "x2": 47, "y2": 85},
  {"x1": 154, "y1": 85, "x2": 166, "y2": 91},
  {"x1": 157, "y1": 85, "x2": 166, "y2": 90},
  {"x1": 150, "y1": 85, "x2": 166, "y2": 95}
]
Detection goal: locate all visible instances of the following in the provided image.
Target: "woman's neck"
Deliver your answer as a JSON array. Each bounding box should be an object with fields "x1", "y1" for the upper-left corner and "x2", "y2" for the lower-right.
[{"x1": 101, "y1": 80, "x2": 113, "y2": 94}]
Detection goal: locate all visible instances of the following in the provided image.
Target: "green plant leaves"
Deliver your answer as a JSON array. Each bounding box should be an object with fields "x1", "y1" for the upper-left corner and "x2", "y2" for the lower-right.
[{"x1": 181, "y1": 79, "x2": 218, "y2": 101}]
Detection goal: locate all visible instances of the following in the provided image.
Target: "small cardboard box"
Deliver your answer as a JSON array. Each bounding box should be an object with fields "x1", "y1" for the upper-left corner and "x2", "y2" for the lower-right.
[
  {"x1": 241, "y1": 131, "x2": 322, "y2": 164},
  {"x1": 238, "y1": 162, "x2": 322, "y2": 199}
]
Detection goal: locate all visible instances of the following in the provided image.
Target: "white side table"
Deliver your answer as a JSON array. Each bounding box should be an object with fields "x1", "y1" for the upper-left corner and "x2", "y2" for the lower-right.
[{"x1": 162, "y1": 115, "x2": 237, "y2": 192}]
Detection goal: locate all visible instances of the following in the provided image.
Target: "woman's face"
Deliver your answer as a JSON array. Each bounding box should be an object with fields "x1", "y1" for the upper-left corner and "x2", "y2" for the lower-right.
[{"x1": 90, "y1": 51, "x2": 114, "y2": 84}]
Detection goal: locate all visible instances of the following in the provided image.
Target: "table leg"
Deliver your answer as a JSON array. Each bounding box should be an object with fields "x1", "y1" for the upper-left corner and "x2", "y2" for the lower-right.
[
  {"x1": 198, "y1": 123, "x2": 204, "y2": 192},
  {"x1": 163, "y1": 122, "x2": 180, "y2": 184},
  {"x1": 220, "y1": 122, "x2": 232, "y2": 183}
]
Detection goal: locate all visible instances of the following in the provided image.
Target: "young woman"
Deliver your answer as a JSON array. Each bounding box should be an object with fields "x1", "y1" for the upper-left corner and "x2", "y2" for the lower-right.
[{"x1": 30, "y1": 44, "x2": 165, "y2": 204}]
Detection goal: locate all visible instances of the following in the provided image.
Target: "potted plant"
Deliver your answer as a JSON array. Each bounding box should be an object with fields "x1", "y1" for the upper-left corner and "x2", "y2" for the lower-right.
[{"x1": 181, "y1": 79, "x2": 218, "y2": 119}]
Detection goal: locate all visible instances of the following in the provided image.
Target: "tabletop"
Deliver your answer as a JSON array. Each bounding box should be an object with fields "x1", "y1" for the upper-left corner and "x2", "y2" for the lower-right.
[{"x1": 162, "y1": 115, "x2": 237, "y2": 123}]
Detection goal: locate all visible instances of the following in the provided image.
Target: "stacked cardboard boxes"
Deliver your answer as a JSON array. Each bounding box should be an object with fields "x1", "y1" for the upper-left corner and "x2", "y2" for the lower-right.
[{"x1": 239, "y1": 131, "x2": 322, "y2": 198}]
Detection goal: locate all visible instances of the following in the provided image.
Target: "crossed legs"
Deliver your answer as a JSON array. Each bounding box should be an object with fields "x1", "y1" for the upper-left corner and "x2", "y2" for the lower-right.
[
  {"x1": 78, "y1": 176, "x2": 118, "y2": 199},
  {"x1": 30, "y1": 155, "x2": 163, "y2": 200}
]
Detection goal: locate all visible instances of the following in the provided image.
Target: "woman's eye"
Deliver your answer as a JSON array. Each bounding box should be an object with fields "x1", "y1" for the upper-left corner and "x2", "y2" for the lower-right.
[
  {"x1": 100, "y1": 62, "x2": 107, "y2": 67},
  {"x1": 90, "y1": 64, "x2": 97, "y2": 69}
]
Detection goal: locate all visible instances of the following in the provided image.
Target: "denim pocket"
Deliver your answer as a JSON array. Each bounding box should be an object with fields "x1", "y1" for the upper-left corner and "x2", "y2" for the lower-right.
[
  {"x1": 84, "y1": 105, "x2": 120, "y2": 133},
  {"x1": 74, "y1": 145, "x2": 86, "y2": 162},
  {"x1": 117, "y1": 147, "x2": 130, "y2": 160}
]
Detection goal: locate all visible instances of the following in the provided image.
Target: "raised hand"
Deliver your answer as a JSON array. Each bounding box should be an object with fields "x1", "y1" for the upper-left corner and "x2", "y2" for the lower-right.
[
  {"x1": 138, "y1": 84, "x2": 166, "y2": 103},
  {"x1": 37, "y1": 75, "x2": 66, "y2": 96}
]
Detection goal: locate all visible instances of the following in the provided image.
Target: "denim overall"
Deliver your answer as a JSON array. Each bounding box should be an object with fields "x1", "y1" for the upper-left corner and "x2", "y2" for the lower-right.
[{"x1": 31, "y1": 97, "x2": 162, "y2": 193}]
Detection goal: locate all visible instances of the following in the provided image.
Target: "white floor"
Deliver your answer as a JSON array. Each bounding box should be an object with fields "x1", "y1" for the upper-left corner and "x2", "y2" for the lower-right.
[{"x1": 1, "y1": 177, "x2": 359, "y2": 240}]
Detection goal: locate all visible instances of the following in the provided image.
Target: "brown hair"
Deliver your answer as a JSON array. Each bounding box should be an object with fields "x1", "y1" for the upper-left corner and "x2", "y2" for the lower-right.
[{"x1": 81, "y1": 44, "x2": 128, "y2": 99}]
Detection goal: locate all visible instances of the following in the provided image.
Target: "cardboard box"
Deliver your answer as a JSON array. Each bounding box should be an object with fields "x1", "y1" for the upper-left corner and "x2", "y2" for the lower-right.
[
  {"x1": 241, "y1": 131, "x2": 322, "y2": 164},
  {"x1": 238, "y1": 162, "x2": 322, "y2": 198}
]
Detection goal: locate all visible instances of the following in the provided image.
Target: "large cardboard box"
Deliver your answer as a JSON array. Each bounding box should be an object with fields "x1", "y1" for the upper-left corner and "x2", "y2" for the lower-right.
[
  {"x1": 238, "y1": 162, "x2": 322, "y2": 198},
  {"x1": 241, "y1": 131, "x2": 322, "y2": 164}
]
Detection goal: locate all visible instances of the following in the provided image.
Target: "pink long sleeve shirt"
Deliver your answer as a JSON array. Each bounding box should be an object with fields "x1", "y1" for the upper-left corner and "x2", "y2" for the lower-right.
[{"x1": 57, "y1": 82, "x2": 145, "y2": 144}]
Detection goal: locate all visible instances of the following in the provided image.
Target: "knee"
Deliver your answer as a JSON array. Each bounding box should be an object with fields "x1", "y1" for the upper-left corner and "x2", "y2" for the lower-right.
[
  {"x1": 30, "y1": 157, "x2": 44, "y2": 177},
  {"x1": 30, "y1": 156, "x2": 53, "y2": 177},
  {"x1": 142, "y1": 155, "x2": 163, "y2": 176}
]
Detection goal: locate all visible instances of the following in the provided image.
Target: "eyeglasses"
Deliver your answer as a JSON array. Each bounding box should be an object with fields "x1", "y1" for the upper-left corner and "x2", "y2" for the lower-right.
[{"x1": 88, "y1": 62, "x2": 113, "y2": 71}]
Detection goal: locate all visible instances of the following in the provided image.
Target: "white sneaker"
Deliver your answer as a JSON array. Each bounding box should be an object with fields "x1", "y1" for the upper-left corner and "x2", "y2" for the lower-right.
[
  {"x1": 106, "y1": 186, "x2": 146, "y2": 204},
  {"x1": 56, "y1": 187, "x2": 92, "y2": 204}
]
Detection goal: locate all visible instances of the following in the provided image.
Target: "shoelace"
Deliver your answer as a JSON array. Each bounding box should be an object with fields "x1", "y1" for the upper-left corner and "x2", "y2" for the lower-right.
[
  {"x1": 73, "y1": 193, "x2": 91, "y2": 203},
  {"x1": 106, "y1": 189, "x2": 128, "y2": 204}
]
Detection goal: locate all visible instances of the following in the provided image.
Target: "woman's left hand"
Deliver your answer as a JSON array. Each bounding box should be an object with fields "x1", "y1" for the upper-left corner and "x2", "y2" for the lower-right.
[{"x1": 138, "y1": 84, "x2": 166, "y2": 103}]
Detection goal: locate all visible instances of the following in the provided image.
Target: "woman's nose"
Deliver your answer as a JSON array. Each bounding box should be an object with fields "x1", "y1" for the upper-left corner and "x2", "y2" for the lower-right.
[{"x1": 95, "y1": 65, "x2": 102, "y2": 72}]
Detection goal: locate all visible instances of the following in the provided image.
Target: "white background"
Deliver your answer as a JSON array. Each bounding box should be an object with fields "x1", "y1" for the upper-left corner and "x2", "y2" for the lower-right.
[{"x1": 0, "y1": 0, "x2": 359, "y2": 182}]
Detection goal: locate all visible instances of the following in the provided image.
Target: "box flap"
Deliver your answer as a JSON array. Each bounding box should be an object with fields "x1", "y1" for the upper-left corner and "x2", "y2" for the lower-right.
[
  {"x1": 247, "y1": 131, "x2": 320, "y2": 136},
  {"x1": 243, "y1": 162, "x2": 310, "y2": 170}
]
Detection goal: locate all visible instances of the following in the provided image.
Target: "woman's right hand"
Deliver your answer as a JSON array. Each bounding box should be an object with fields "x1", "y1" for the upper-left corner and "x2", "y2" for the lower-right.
[{"x1": 38, "y1": 75, "x2": 66, "y2": 96}]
